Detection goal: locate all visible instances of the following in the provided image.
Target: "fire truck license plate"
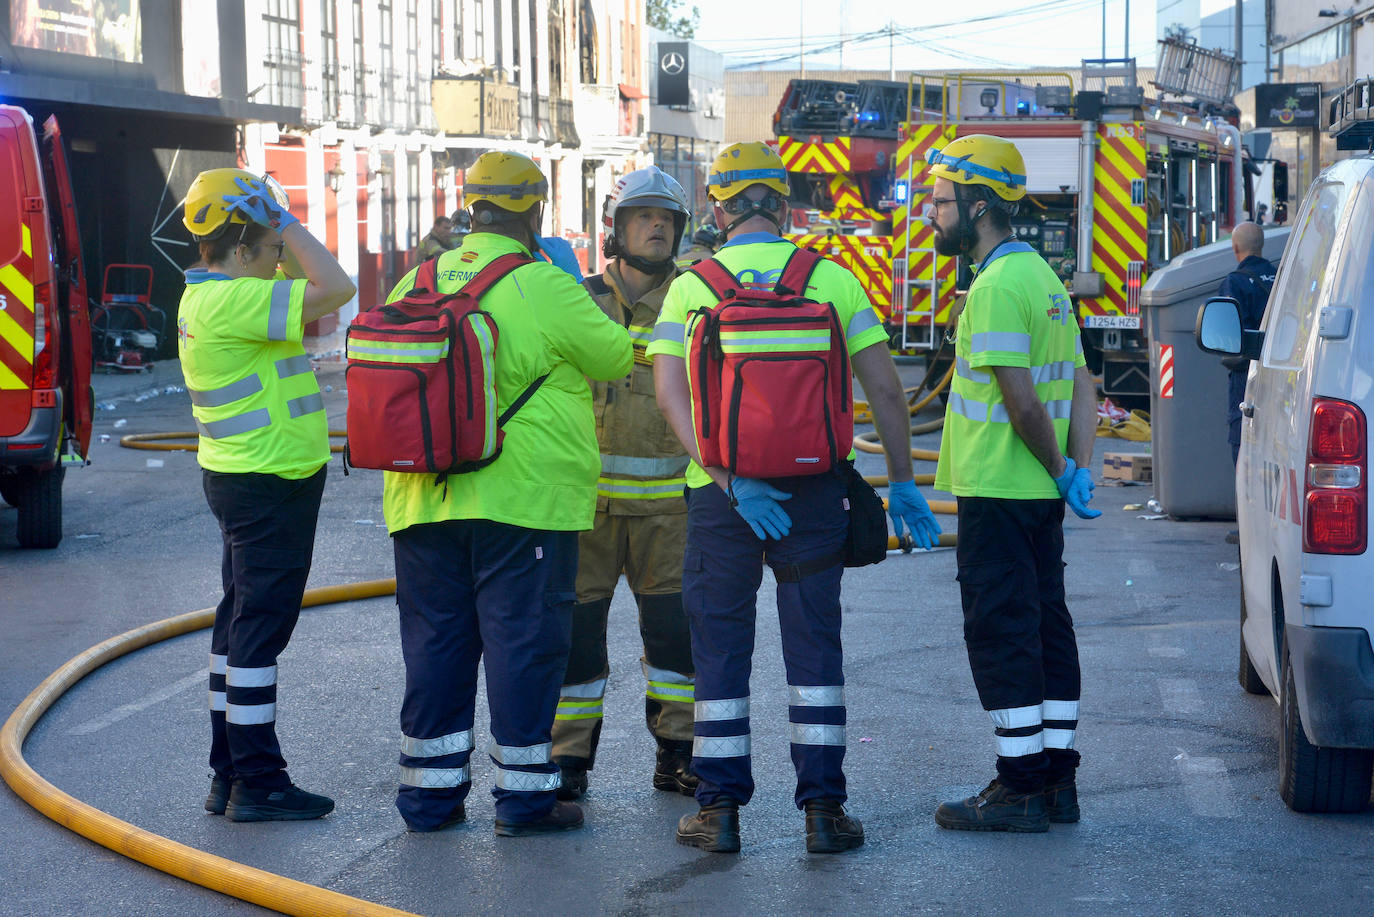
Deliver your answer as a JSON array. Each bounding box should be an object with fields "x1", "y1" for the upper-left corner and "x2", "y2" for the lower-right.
[{"x1": 1082, "y1": 315, "x2": 1141, "y2": 330}]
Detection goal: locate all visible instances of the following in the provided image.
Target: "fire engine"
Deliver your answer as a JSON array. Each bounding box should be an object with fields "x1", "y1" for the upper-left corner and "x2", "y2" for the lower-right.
[{"x1": 771, "y1": 43, "x2": 1285, "y2": 405}]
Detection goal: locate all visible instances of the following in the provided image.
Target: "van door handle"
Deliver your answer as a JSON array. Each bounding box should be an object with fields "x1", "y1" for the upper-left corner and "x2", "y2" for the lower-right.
[{"x1": 1240, "y1": 401, "x2": 1254, "y2": 417}]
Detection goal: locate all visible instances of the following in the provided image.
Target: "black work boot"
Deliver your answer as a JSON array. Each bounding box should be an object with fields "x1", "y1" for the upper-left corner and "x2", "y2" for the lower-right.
[
  {"x1": 225, "y1": 782, "x2": 335, "y2": 822},
  {"x1": 1043, "y1": 777, "x2": 1080, "y2": 823},
  {"x1": 405, "y1": 805, "x2": 467, "y2": 833},
  {"x1": 676, "y1": 801, "x2": 741, "y2": 853},
  {"x1": 557, "y1": 764, "x2": 589, "y2": 801},
  {"x1": 804, "y1": 799, "x2": 865, "y2": 853},
  {"x1": 204, "y1": 774, "x2": 232, "y2": 815},
  {"x1": 494, "y1": 800, "x2": 584, "y2": 837},
  {"x1": 653, "y1": 739, "x2": 699, "y2": 796},
  {"x1": 934, "y1": 779, "x2": 1049, "y2": 833}
]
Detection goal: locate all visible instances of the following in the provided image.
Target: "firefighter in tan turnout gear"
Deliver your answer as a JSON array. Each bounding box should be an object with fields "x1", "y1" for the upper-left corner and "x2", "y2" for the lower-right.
[{"x1": 554, "y1": 167, "x2": 698, "y2": 800}]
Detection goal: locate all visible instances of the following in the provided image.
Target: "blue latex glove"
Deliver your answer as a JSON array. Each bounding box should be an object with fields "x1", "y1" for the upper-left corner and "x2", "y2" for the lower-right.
[
  {"x1": 729, "y1": 477, "x2": 793, "y2": 540},
  {"x1": 223, "y1": 177, "x2": 299, "y2": 232},
  {"x1": 1053, "y1": 458, "x2": 1102, "y2": 520},
  {"x1": 888, "y1": 479, "x2": 941, "y2": 550}
]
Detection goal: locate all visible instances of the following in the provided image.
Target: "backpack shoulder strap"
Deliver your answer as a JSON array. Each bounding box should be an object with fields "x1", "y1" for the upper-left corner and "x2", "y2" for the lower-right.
[
  {"x1": 776, "y1": 247, "x2": 823, "y2": 297},
  {"x1": 410, "y1": 257, "x2": 440, "y2": 294},
  {"x1": 459, "y1": 253, "x2": 535, "y2": 301},
  {"x1": 688, "y1": 257, "x2": 738, "y2": 301}
]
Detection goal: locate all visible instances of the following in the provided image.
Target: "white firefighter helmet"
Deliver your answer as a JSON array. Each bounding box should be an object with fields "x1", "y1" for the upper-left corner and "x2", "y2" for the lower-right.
[{"x1": 602, "y1": 166, "x2": 691, "y2": 266}]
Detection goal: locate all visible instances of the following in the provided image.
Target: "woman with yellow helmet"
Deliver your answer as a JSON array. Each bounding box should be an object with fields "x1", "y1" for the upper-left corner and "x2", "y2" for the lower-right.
[{"x1": 179, "y1": 167, "x2": 355, "y2": 823}]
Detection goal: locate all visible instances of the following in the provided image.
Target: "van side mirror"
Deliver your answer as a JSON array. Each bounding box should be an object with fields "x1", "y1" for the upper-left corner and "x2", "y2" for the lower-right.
[{"x1": 1195, "y1": 296, "x2": 1264, "y2": 360}]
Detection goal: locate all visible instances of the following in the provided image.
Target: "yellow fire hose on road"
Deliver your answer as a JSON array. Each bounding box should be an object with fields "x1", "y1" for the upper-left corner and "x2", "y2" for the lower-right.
[
  {"x1": 855, "y1": 362, "x2": 959, "y2": 549},
  {"x1": 0, "y1": 579, "x2": 417, "y2": 917}
]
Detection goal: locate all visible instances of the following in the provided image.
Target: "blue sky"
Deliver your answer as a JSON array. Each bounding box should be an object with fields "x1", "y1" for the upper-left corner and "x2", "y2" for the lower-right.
[{"x1": 690, "y1": 0, "x2": 1161, "y2": 71}]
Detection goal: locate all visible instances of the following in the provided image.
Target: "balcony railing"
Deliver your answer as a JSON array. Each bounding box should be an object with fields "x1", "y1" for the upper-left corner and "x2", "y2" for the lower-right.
[{"x1": 263, "y1": 48, "x2": 306, "y2": 110}]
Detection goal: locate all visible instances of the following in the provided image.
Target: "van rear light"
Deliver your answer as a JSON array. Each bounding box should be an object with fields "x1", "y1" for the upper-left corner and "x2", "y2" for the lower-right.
[
  {"x1": 1304, "y1": 397, "x2": 1367, "y2": 555},
  {"x1": 31, "y1": 282, "x2": 56, "y2": 390}
]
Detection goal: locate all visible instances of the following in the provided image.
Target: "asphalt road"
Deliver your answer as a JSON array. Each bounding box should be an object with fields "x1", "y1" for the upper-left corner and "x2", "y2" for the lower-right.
[{"x1": 3, "y1": 360, "x2": 1372, "y2": 916}]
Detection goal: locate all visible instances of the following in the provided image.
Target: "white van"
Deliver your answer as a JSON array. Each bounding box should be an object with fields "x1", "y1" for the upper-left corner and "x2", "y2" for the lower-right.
[{"x1": 1197, "y1": 155, "x2": 1374, "y2": 813}]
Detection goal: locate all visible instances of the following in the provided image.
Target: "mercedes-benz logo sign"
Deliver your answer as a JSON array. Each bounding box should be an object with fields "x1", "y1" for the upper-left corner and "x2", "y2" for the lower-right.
[{"x1": 660, "y1": 51, "x2": 685, "y2": 75}]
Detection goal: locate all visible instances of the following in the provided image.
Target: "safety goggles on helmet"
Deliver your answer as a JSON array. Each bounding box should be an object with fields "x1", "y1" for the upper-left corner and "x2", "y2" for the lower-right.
[
  {"x1": 464, "y1": 151, "x2": 549, "y2": 214},
  {"x1": 923, "y1": 134, "x2": 1028, "y2": 204},
  {"x1": 707, "y1": 142, "x2": 790, "y2": 201},
  {"x1": 183, "y1": 168, "x2": 290, "y2": 240}
]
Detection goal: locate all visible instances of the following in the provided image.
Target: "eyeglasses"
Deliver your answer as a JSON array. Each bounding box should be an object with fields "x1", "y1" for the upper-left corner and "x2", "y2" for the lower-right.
[
  {"x1": 243, "y1": 241, "x2": 286, "y2": 261},
  {"x1": 927, "y1": 198, "x2": 958, "y2": 211}
]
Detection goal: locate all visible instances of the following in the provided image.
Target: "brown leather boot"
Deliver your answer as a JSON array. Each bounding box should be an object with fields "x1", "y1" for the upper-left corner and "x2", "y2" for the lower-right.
[
  {"x1": 804, "y1": 799, "x2": 865, "y2": 853},
  {"x1": 676, "y1": 801, "x2": 741, "y2": 853}
]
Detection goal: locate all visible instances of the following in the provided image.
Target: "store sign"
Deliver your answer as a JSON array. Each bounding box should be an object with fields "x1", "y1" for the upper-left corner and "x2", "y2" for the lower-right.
[
  {"x1": 432, "y1": 77, "x2": 520, "y2": 136},
  {"x1": 658, "y1": 42, "x2": 690, "y2": 107},
  {"x1": 1255, "y1": 83, "x2": 1321, "y2": 130}
]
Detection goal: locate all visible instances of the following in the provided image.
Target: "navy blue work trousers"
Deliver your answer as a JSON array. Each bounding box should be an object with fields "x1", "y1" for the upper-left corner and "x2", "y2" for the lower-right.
[
  {"x1": 392, "y1": 519, "x2": 576, "y2": 829},
  {"x1": 203, "y1": 466, "x2": 325, "y2": 789},
  {"x1": 682, "y1": 473, "x2": 849, "y2": 810},
  {"x1": 955, "y1": 496, "x2": 1081, "y2": 791}
]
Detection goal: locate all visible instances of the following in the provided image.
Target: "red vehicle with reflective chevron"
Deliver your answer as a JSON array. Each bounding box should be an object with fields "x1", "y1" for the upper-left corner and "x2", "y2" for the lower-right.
[{"x1": 0, "y1": 105, "x2": 93, "y2": 548}]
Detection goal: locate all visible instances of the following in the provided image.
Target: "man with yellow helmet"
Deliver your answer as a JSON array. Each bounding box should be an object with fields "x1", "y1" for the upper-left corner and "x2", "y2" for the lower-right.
[
  {"x1": 179, "y1": 168, "x2": 355, "y2": 822},
  {"x1": 646, "y1": 140, "x2": 941, "y2": 854},
  {"x1": 382, "y1": 150, "x2": 633, "y2": 836},
  {"x1": 923, "y1": 134, "x2": 1100, "y2": 833}
]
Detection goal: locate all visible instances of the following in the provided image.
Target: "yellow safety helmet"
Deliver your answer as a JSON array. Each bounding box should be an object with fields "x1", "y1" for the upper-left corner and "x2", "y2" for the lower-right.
[
  {"x1": 707, "y1": 142, "x2": 790, "y2": 201},
  {"x1": 924, "y1": 134, "x2": 1027, "y2": 202},
  {"x1": 463, "y1": 151, "x2": 548, "y2": 214},
  {"x1": 183, "y1": 168, "x2": 290, "y2": 239}
]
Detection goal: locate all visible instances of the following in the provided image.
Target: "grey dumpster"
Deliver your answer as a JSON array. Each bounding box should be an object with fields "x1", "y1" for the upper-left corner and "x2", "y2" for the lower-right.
[{"x1": 1137, "y1": 227, "x2": 1290, "y2": 519}]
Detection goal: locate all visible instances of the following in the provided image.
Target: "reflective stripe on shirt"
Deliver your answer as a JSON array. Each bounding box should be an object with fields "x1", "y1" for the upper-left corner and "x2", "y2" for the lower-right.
[
  {"x1": 188, "y1": 375, "x2": 264, "y2": 408},
  {"x1": 267, "y1": 281, "x2": 293, "y2": 341},
  {"x1": 970, "y1": 330, "x2": 1031, "y2": 356}
]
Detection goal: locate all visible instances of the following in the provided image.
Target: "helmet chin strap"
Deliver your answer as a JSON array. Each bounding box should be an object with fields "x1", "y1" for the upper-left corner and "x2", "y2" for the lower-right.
[{"x1": 620, "y1": 252, "x2": 676, "y2": 275}]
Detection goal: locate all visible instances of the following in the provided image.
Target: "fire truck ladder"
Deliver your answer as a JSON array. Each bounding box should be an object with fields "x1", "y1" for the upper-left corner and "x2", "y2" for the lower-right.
[{"x1": 898, "y1": 243, "x2": 940, "y2": 351}]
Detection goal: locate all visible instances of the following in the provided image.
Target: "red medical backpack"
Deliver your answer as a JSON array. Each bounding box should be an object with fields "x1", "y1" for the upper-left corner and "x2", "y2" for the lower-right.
[
  {"x1": 685, "y1": 249, "x2": 853, "y2": 478},
  {"x1": 344, "y1": 253, "x2": 543, "y2": 475}
]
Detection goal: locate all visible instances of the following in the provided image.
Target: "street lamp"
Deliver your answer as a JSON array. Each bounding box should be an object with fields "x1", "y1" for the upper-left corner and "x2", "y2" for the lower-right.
[{"x1": 326, "y1": 163, "x2": 347, "y2": 194}]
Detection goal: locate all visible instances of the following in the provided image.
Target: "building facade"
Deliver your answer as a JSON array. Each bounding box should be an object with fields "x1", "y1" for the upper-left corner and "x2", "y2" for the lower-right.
[
  {"x1": 1, "y1": 1, "x2": 648, "y2": 359},
  {"x1": 645, "y1": 27, "x2": 724, "y2": 233}
]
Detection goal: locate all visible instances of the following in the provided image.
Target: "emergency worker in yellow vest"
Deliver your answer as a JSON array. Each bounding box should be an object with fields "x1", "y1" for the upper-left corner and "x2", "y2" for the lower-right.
[
  {"x1": 552, "y1": 167, "x2": 698, "y2": 802},
  {"x1": 923, "y1": 135, "x2": 1100, "y2": 834},
  {"x1": 382, "y1": 151, "x2": 633, "y2": 835},
  {"x1": 647, "y1": 142, "x2": 942, "y2": 854},
  {"x1": 179, "y1": 169, "x2": 356, "y2": 822}
]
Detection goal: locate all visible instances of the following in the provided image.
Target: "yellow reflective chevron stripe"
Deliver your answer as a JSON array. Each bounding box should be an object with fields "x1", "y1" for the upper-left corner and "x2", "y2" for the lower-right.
[
  {"x1": 718, "y1": 329, "x2": 831, "y2": 354},
  {"x1": 345, "y1": 338, "x2": 452, "y2": 363},
  {"x1": 597, "y1": 476, "x2": 687, "y2": 499}
]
